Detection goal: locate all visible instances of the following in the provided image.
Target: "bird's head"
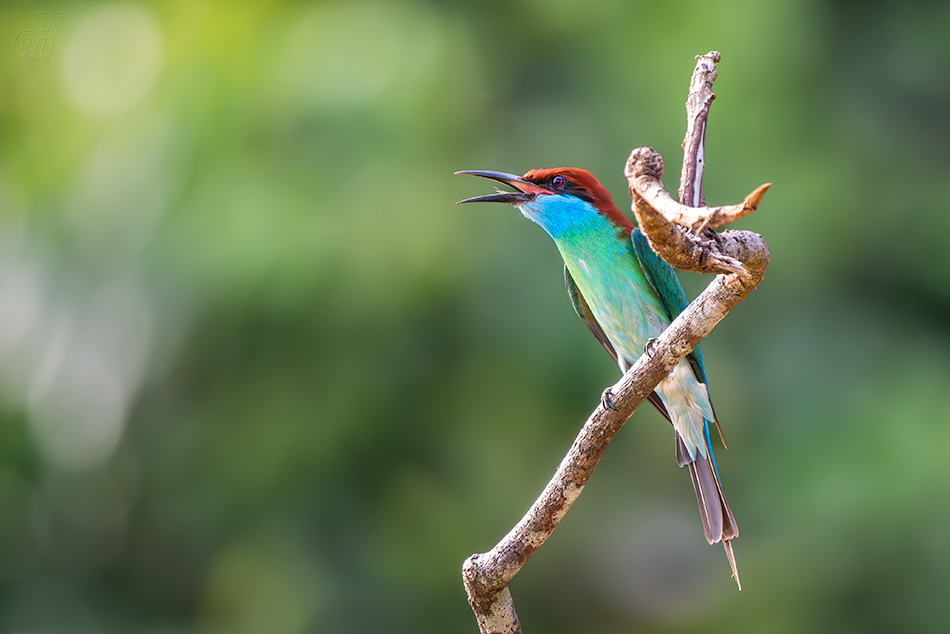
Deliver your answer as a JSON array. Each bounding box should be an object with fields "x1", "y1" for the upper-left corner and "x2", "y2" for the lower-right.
[{"x1": 456, "y1": 167, "x2": 633, "y2": 237}]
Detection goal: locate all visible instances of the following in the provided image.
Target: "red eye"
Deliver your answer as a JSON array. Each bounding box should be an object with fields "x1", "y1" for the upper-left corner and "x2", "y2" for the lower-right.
[{"x1": 551, "y1": 175, "x2": 565, "y2": 188}]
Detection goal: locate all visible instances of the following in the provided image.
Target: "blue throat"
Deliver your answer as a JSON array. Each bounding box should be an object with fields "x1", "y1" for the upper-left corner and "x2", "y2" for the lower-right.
[{"x1": 518, "y1": 194, "x2": 611, "y2": 241}]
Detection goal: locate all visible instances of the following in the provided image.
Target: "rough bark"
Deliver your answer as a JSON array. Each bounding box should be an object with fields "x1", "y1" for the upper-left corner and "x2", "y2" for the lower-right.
[{"x1": 679, "y1": 51, "x2": 720, "y2": 208}]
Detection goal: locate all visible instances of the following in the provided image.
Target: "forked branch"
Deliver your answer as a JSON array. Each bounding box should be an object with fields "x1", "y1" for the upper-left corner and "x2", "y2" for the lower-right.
[{"x1": 627, "y1": 146, "x2": 770, "y2": 282}]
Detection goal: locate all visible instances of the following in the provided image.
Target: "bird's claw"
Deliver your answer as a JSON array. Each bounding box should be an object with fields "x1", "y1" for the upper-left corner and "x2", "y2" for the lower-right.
[
  {"x1": 643, "y1": 338, "x2": 658, "y2": 358},
  {"x1": 601, "y1": 388, "x2": 617, "y2": 411}
]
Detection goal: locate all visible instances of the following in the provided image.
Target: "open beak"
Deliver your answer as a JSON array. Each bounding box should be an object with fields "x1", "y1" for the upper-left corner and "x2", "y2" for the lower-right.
[{"x1": 455, "y1": 170, "x2": 550, "y2": 205}]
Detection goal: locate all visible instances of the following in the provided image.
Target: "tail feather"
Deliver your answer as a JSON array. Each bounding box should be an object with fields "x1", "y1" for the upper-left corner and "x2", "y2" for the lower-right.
[
  {"x1": 676, "y1": 434, "x2": 740, "y2": 589},
  {"x1": 723, "y1": 539, "x2": 741, "y2": 590},
  {"x1": 674, "y1": 431, "x2": 692, "y2": 467},
  {"x1": 687, "y1": 450, "x2": 724, "y2": 544}
]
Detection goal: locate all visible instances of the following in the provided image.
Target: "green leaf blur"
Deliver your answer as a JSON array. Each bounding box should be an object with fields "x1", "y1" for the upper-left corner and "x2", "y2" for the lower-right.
[{"x1": 1, "y1": 1, "x2": 948, "y2": 632}]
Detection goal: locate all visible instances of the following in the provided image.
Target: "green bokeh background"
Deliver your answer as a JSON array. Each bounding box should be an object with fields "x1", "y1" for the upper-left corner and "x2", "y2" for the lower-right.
[{"x1": 2, "y1": 1, "x2": 949, "y2": 632}]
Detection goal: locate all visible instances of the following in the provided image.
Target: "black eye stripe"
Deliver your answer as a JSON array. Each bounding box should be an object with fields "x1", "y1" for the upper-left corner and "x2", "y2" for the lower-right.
[
  {"x1": 574, "y1": 190, "x2": 594, "y2": 203},
  {"x1": 526, "y1": 175, "x2": 594, "y2": 204}
]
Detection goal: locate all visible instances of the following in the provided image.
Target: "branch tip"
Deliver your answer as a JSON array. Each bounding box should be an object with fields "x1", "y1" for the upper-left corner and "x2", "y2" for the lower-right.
[{"x1": 744, "y1": 183, "x2": 771, "y2": 210}]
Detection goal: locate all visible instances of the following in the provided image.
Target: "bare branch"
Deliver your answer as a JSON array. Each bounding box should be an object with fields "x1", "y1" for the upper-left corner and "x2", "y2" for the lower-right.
[
  {"x1": 638, "y1": 153, "x2": 770, "y2": 231},
  {"x1": 462, "y1": 583, "x2": 521, "y2": 634},
  {"x1": 679, "y1": 51, "x2": 720, "y2": 208}
]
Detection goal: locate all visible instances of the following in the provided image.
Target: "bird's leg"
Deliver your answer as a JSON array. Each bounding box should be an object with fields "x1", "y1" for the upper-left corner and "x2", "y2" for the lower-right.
[{"x1": 600, "y1": 387, "x2": 617, "y2": 411}]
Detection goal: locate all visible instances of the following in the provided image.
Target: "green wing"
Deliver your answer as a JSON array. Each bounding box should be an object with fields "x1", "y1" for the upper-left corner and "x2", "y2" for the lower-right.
[{"x1": 565, "y1": 265, "x2": 618, "y2": 364}]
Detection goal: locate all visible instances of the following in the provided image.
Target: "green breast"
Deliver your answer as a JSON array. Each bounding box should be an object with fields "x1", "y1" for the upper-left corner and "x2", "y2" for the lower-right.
[{"x1": 555, "y1": 221, "x2": 670, "y2": 367}]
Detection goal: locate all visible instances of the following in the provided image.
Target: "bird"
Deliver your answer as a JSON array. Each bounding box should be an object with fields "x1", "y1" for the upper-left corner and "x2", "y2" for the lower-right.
[{"x1": 456, "y1": 167, "x2": 740, "y2": 588}]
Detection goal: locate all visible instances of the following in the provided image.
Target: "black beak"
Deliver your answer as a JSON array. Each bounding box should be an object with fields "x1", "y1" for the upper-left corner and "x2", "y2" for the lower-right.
[{"x1": 455, "y1": 170, "x2": 543, "y2": 204}]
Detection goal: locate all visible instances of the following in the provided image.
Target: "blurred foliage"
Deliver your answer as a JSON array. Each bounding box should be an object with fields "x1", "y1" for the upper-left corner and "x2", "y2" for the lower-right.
[{"x1": 1, "y1": 0, "x2": 949, "y2": 632}]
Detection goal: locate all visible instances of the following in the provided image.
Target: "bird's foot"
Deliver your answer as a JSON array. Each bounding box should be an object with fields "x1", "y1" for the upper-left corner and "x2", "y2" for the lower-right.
[
  {"x1": 643, "y1": 338, "x2": 658, "y2": 358},
  {"x1": 601, "y1": 388, "x2": 617, "y2": 411}
]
